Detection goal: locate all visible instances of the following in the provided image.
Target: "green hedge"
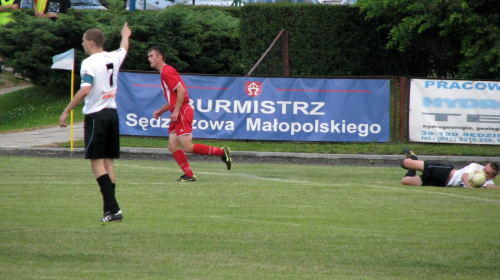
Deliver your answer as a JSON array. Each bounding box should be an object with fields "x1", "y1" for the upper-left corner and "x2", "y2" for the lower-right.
[
  {"x1": 240, "y1": 4, "x2": 428, "y2": 77},
  {"x1": 0, "y1": 3, "x2": 483, "y2": 96},
  {"x1": 241, "y1": 4, "x2": 375, "y2": 76},
  {"x1": 0, "y1": 4, "x2": 242, "y2": 95}
]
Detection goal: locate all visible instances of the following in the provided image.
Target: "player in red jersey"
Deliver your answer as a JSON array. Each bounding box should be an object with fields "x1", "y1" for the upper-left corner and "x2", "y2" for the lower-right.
[{"x1": 148, "y1": 46, "x2": 232, "y2": 182}]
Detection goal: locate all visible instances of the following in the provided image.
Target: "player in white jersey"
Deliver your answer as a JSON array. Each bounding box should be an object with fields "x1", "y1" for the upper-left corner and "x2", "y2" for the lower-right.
[
  {"x1": 80, "y1": 49, "x2": 125, "y2": 114},
  {"x1": 59, "y1": 23, "x2": 132, "y2": 222},
  {"x1": 400, "y1": 148, "x2": 499, "y2": 189}
]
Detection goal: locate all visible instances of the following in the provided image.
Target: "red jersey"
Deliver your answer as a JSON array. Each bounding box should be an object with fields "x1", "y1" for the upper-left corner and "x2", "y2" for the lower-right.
[{"x1": 160, "y1": 64, "x2": 190, "y2": 112}]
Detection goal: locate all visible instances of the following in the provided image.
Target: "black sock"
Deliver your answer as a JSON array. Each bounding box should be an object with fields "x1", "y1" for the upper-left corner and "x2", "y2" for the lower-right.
[
  {"x1": 405, "y1": 170, "x2": 416, "y2": 177},
  {"x1": 96, "y1": 174, "x2": 120, "y2": 214}
]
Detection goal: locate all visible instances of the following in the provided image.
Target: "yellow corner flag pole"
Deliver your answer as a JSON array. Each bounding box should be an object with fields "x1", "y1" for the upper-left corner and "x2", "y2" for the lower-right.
[
  {"x1": 51, "y1": 49, "x2": 76, "y2": 154},
  {"x1": 51, "y1": 48, "x2": 76, "y2": 151}
]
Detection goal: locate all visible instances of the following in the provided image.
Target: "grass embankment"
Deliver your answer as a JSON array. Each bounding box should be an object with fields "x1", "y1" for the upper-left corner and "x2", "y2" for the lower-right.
[{"x1": 0, "y1": 83, "x2": 498, "y2": 156}]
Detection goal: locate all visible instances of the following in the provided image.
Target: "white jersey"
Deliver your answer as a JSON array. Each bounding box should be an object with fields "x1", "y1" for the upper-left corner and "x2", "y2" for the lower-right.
[
  {"x1": 447, "y1": 163, "x2": 494, "y2": 188},
  {"x1": 80, "y1": 48, "x2": 127, "y2": 114}
]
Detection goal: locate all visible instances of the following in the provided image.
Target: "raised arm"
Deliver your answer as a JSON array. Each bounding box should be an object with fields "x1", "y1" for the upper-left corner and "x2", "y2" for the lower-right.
[{"x1": 120, "y1": 23, "x2": 132, "y2": 52}]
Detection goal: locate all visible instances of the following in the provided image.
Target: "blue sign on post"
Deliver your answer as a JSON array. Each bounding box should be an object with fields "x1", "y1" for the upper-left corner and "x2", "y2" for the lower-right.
[{"x1": 116, "y1": 72, "x2": 390, "y2": 142}]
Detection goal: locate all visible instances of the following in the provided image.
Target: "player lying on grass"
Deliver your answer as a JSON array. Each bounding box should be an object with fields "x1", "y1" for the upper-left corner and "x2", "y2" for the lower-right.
[{"x1": 400, "y1": 148, "x2": 499, "y2": 189}]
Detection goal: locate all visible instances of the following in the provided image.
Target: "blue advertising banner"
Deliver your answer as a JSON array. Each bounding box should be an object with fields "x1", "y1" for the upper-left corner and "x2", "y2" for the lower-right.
[{"x1": 116, "y1": 72, "x2": 390, "y2": 142}]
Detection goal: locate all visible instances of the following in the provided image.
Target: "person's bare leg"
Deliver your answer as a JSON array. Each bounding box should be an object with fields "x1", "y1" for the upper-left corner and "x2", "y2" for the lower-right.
[
  {"x1": 402, "y1": 158, "x2": 425, "y2": 171},
  {"x1": 170, "y1": 133, "x2": 195, "y2": 179},
  {"x1": 104, "y1": 158, "x2": 115, "y2": 183},
  {"x1": 401, "y1": 175, "x2": 424, "y2": 186},
  {"x1": 177, "y1": 134, "x2": 194, "y2": 153},
  {"x1": 401, "y1": 159, "x2": 425, "y2": 186},
  {"x1": 90, "y1": 159, "x2": 107, "y2": 179}
]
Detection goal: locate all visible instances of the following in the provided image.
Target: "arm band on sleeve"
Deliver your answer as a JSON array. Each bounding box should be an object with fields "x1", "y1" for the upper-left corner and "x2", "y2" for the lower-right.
[{"x1": 82, "y1": 74, "x2": 94, "y2": 85}]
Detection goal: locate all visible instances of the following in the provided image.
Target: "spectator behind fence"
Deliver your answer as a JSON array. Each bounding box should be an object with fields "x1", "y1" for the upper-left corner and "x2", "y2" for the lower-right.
[
  {"x1": 34, "y1": 0, "x2": 70, "y2": 18},
  {"x1": 0, "y1": 0, "x2": 20, "y2": 25}
]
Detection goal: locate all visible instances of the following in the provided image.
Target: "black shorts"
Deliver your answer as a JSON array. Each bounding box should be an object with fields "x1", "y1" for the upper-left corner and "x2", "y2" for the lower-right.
[
  {"x1": 420, "y1": 161, "x2": 454, "y2": 187},
  {"x1": 84, "y1": 108, "x2": 120, "y2": 159}
]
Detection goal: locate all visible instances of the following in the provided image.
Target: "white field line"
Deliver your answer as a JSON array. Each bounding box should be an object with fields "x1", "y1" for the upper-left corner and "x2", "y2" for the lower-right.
[
  {"x1": 366, "y1": 184, "x2": 499, "y2": 203},
  {"x1": 115, "y1": 163, "x2": 499, "y2": 203},
  {"x1": 0, "y1": 182, "x2": 91, "y2": 185},
  {"x1": 3, "y1": 163, "x2": 496, "y2": 203},
  {"x1": 116, "y1": 163, "x2": 318, "y2": 185}
]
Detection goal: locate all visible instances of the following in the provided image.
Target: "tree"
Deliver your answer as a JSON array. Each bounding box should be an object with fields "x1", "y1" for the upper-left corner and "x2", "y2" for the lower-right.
[
  {"x1": 0, "y1": 4, "x2": 242, "y2": 95},
  {"x1": 357, "y1": 0, "x2": 500, "y2": 79}
]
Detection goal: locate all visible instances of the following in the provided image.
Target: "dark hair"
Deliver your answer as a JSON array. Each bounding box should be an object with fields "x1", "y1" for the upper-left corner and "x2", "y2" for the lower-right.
[
  {"x1": 84, "y1": 29, "x2": 105, "y2": 48},
  {"x1": 489, "y1": 162, "x2": 499, "y2": 176},
  {"x1": 148, "y1": 46, "x2": 165, "y2": 61}
]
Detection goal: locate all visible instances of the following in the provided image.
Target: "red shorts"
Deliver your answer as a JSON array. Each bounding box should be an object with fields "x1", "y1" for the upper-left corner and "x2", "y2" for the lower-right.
[{"x1": 169, "y1": 104, "x2": 193, "y2": 136}]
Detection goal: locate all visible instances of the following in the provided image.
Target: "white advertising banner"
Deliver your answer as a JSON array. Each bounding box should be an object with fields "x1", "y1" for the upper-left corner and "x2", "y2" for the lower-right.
[{"x1": 409, "y1": 79, "x2": 500, "y2": 145}]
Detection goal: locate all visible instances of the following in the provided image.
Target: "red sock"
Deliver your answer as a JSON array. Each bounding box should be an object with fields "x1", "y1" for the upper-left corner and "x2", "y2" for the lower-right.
[
  {"x1": 172, "y1": 149, "x2": 193, "y2": 177},
  {"x1": 193, "y1": 144, "x2": 223, "y2": 157}
]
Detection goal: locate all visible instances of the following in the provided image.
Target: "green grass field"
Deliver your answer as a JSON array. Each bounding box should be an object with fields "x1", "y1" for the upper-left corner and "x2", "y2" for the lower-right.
[{"x1": 1, "y1": 156, "x2": 499, "y2": 279}]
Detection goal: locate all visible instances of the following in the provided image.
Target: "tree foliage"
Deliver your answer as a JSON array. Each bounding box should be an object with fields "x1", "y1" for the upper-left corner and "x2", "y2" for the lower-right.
[
  {"x1": 1, "y1": 0, "x2": 498, "y2": 98},
  {"x1": 357, "y1": 0, "x2": 500, "y2": 79},
  {"x1": 0, "y1": 2, "x2": 242, "y2": 95},
  {"x1": 240, "y1": 4, "x2": 397, "y2": 77}
]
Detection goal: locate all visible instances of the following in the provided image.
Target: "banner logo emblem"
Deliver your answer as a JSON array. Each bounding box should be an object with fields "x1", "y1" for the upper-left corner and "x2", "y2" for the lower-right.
[{"x1": 245, "y1": 82, "x2": 262, "y2": 97}]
